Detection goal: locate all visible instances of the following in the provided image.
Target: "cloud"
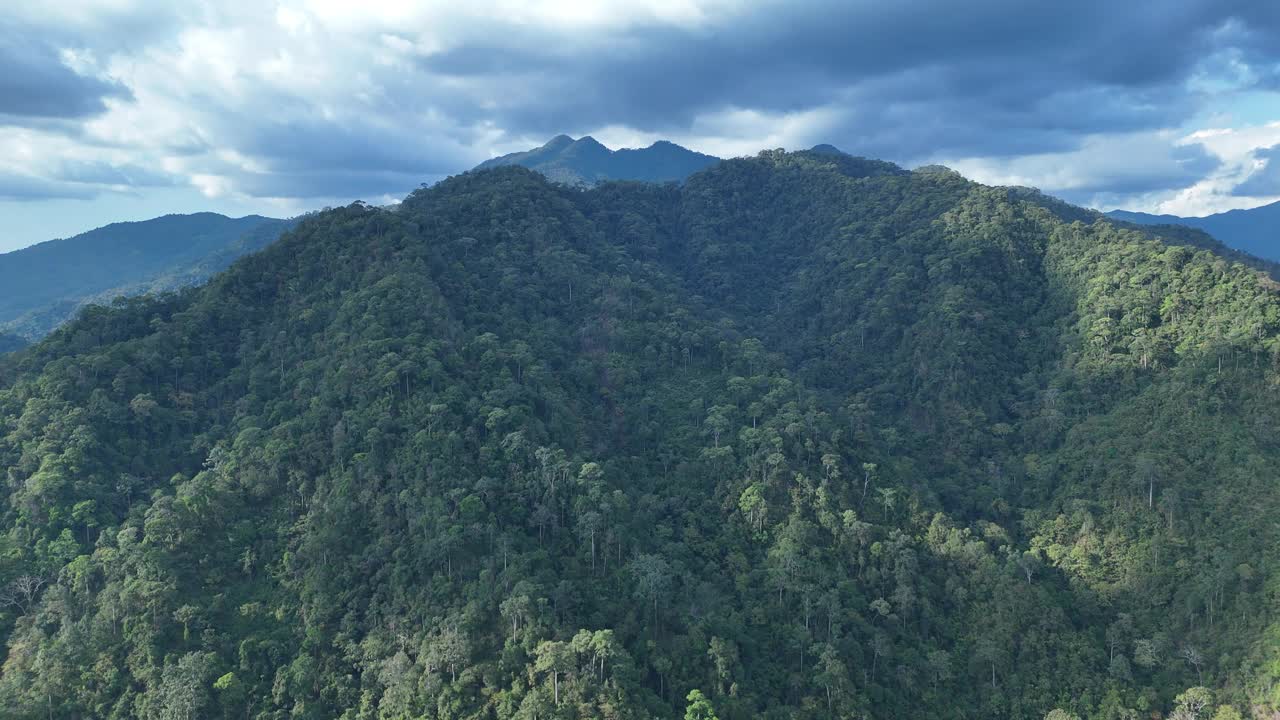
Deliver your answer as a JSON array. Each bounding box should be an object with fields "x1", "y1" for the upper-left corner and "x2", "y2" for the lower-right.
[
  {"x1": 1231, "y1": 144, "x2": 1280, "y2": 196},
  {"x1": 0, "y1": 161, "x2": 173, "y2": 201},
  {"x1": 411, "y1": 0, "x2": 1252, "y2": 160},
  {"x1": 946, "y1": 132, "x2": 1222, "y2": 206},
  {"x1": 0, "y1": 172, "x2": 98, "y2": 201},
  {"x1": 0, "y1": 32, "x2": 130, "y2": 120},
  {"x1": 0, "y1": 0, "x2": 1277, "y2": 213},
  {"x1": 1095, "y1": 122, "x2": 1280, "y2": 216}
]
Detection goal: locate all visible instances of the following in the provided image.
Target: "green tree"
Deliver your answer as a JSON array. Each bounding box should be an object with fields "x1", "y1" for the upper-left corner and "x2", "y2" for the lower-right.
[{"x1": 685, "y1": 689, "x2": 719, "y2": 720}]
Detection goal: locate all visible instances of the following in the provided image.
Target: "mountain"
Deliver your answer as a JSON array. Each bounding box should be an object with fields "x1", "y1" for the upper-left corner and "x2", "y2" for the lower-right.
[
  {"x1": 475, "y1": 134, "x2": 720, "y2": 185},
  {"x1": 0, "y1": 334, "x2": 25, "y2": 354},
  {"x1": 1107, "y1": 201, "x2": 1280, "y2": 261},
  {"x1": 0, "y1": 212, "x2": 296, "y2": 340},
  {"x1": 1009, "y1": 189, "x2": 1280, "y2": 280},
  {"x1": 1, "y1": 150, "x2": 1277, "y2": 720},
  {"x1": 808, "y1": 143, "x2": 846, "y2": 156}
]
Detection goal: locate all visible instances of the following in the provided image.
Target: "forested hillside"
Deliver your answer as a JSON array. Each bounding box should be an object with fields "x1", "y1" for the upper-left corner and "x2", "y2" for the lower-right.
[
  {"x1": 0, "y1": 213, "x2": 295, "y2": 340},
  {"x1": 2, "y1": 151, "x2": 1279, "y2": 720},
  {"x1": 1108, "y1": 202, "x2": 1280, "y2": 263}
]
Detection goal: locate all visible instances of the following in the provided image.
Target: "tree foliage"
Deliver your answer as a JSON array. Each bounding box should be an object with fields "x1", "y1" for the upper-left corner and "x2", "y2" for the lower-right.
[{"x1": 1, "y1": 152, "x2": 1279, "y2": 719}]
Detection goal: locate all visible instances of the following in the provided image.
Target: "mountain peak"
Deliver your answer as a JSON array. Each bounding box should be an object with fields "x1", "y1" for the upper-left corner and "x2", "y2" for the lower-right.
[
  {"x1": 474, "y1": 135, "x2": 721, "y2": 186},
  {"x1": 543, "y1": 134, "x2": 575, "y2": 149},
  {"x1": 809, "y1": 143, "x2": 845, "y2": 155}
]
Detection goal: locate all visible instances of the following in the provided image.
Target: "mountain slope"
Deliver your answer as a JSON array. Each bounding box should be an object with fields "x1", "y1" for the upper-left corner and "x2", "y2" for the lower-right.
[
  {"x1": 0, "y1": 212, "x2": 296, "y2": 339},
  {"x1": 475, "y1": 135, "x2": 720, "y2": 186},
  {"x1": 1, "y1": 155, "x2": 1278, "y2": 720},
  {"x1": 997, "y1": 189, "x2": 1280, "y2": 281},
  {"x1": 1108, "y1": 201, "x2": 1280, "y2": 261},
  {"x1": 0, "y1": 334, "x2": 25, "y2": 354}
]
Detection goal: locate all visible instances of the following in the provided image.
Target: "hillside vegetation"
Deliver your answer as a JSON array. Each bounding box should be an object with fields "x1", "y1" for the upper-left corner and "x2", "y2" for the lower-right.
[
  {"x1": 1109, "y1": 202, "x2": 1280, "y2": 263},
  {"x1": 1, "y1": 152, "x2": 1279, "y2": 720}
]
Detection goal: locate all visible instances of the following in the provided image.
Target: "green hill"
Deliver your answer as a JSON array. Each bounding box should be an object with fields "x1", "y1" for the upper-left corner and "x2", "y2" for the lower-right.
[
  {"x1": 0, "y1": 151, "x2": 1276, "y2": 720},
  {"x1": 0, "y1": 213, "x2": 296, "y2": 339}
]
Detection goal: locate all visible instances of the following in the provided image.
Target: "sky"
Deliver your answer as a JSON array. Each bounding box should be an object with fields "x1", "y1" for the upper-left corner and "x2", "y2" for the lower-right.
[{"x1": 2, "y1": 1, "x2": 1280, "y2": 252}]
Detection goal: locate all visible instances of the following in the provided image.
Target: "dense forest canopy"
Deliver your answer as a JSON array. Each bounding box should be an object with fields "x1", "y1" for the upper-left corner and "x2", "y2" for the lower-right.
[{"x1": 2, "y1": 150, "x2": 1279, "y2": 719}]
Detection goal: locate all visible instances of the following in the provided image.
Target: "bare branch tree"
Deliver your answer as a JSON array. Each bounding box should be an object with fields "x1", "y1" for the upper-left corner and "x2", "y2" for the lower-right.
[
  {"x1": 1179, "y1": 644, "x2": 1204, "y2": 683},
  {"x1": 0, "y1": 574, "x2": 49, "y2": 614}
]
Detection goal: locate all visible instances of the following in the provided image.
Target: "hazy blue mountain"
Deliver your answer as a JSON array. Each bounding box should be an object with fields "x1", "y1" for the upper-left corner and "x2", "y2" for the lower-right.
[
  {"x1": 0, "y1": 212, "x2": 296, "y2": 339},
  {"x1": 474, "y1": 135, "x2": 720, "y2": 185},
  {"x1": 0, "y1": 333, "x2": 25, "y2": 354},
  {"x1": 1107, "y1": 201, "x2": 1280, "y2": 260},
  {"x1": 808, "y1": 143, "x2": 846, "y2": 155}
]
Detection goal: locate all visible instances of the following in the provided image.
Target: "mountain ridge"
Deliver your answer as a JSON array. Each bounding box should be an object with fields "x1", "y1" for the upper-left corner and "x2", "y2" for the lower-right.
[
  {"x1": 1, "y1": 151, "x2": 1277, "y2": 719},
  {"x1": 1107, "y1": 200, "x2": 1280, "y2": 261},
  {"x1": 475, "y1": 135, "x2": 721, "y2": 185},
  {"x1": 0, "y1": 212, "x2": 296, "y2": 339}
]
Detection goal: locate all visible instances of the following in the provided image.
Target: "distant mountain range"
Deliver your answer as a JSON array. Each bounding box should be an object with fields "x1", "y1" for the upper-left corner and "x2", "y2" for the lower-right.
[
  {"x1": 0, "y1": 212, "x2": 295, "y2": 341},
  {"x1": 1107, "y1": 201, "x2": 1280, "y2": 261},
  {"x1": 474, "y1": 135, "x2": 721, "y2": 185}
]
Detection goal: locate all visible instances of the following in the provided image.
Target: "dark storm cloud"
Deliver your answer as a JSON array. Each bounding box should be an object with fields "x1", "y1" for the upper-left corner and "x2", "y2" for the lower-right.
[
  {"x1": 1232, "y1": 145, "x2": 1280, "y2": 196},
  {"x1": 420, "y1": 0, "x2": 1272, "y2": 161},
  {"x1": 6, "y1": 0, "x2": 1277, "y2": 205},
  {"x1": 0, "y1": 33, "x2": 129, "y2": 120},
  {"x1": 217, "y1": 115, "x2": 477, "y2": 198}
]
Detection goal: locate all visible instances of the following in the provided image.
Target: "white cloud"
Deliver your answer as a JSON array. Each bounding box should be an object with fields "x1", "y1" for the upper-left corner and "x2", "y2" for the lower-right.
[
  {"x1": 588, "y1": 105, "x2": 844, "y2": 158},
  {"x1": 23, "y1": 0, "x2": 756, "y2": 204},
  {"x1": 2, "y1": 0, "x2": 1280, "y2": 239},
  {"x1": 937, "y1": 130, "x2": 1220, "y2": 208},
  {"x1": 1186, "y1": 122, "x2": 1280, "y2": 160},
  {"x1": 296, "y1": 0, "x2": 738, "y2": 37},
  {"x1": 1137, "y1": 122, "x2": 1280, "y2": 217}
]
